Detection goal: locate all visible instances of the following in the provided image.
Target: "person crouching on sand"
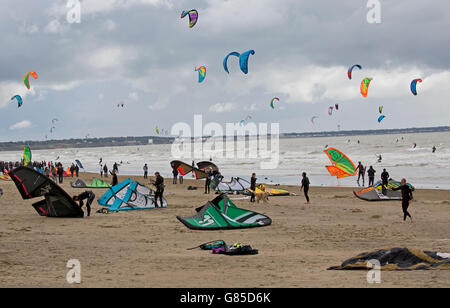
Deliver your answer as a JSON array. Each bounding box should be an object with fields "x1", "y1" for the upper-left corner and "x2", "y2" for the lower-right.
[
  {"x1": 73, "y1": 191, "x2": 95, "y2": 217},
  {"x1": 392, "y1": 178, "x2": 414, "y2": 223},
  {"x1": 300, "y1": 172, "x2": 310, "y2": 204}
]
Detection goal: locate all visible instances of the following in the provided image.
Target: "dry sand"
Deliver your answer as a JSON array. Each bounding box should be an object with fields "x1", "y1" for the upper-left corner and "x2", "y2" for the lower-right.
[{"x1": 0, "y1": 172, "x2": 449, "y2": 288}]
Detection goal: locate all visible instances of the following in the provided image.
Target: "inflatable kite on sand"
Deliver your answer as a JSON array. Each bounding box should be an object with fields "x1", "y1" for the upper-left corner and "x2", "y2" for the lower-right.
[{"x1": 324, "y1": 148, "x2": 357, "y2": 179}]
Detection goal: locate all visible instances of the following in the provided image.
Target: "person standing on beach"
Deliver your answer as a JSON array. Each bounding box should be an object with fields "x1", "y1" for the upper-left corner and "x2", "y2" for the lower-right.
[
  {"x1": 300, "y1": 172, "x2": 310, "y2": 204},
  {"x1": 392, "y1": 179, "x2": 413, "y2": 223},
  {"x1": 250, "y1": 173, "x2": 257, "y2": 203},
  {"x1": 367, "y1": 166, "x2": 376, "y2": 186},
  {"x1": 57, "y1": 164, "x2": 64, "y2": 184},
  {"x1": 152, "y1": 172, "x2": 164, "y2": 208},
  {"x1": 73, "y1": 191, "x2": 95, "y2": 218},
  {"x1": 357, "y1": 162, "x2": 365, "y2": 186},
  {"x1": 381, "y1": 168, "x2": 389, "y2": 194},
  {"x1": 205, "y1": 171, "x2": 212, "y2": 194},
  {"x1": 111, "y1": 170, "x2": 118, "y2": 186},
  {"x1": 143, "y1": 164, "x2": 148, "y2": 179},
  {"x1": 100, "y1": 165, "x2": 103, "y2": 178},
  {"x1": 75, "y1": 164, "x2": 79, "y2": 177},
  {"x1": 172, "y1": 167, "x2": 178, "y2": 184},
  {"x1": 103, "y1": 164, "x2": 108, "y2": 178}
]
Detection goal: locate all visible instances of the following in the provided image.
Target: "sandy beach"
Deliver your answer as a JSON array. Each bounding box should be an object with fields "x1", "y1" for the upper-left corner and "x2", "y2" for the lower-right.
[{"x1": 0, "y1": 172, "x2": 449, "y2": 288}]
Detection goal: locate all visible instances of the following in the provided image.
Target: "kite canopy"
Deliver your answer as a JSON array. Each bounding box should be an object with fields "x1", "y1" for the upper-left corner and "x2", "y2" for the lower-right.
[
  {"x1": 177, "y1": 193, "x2": 272, "y2": 230},
  {"x1": 97, "y1": 179, "x2": 166, "y2": 211},
  {"x1": 11, "y1": 95, "x2": 23, "y2": 108},
  {"x1": 360, "y1": 77, "x2": 372, "y2": 98},
  {"x1": 379, "y1": 106, "x2": 383, "y2": 114},
  {"x1": 328, "y1": 106, "x2": 334, "y2": 116},
  {"x1": 324, "y1": 148, "x2": 357, "y2": 179},
  {"x1": 411, "y1": 78, "x2": 422, "y2": 96},
  {"x1": 75, "y1": 160, "x2": 84, "y2": 169},
  {"x1": 71, "y1": 178, "x2": 111, "y2": 189},
  {"x1": 9, "y1": 167, "x2": 84, "y2": 218},
  {"x1": 223, "y1": 50, "x2": 255, "y2": 74},
  {"x1": 23, "y1": 146, "x2": 32, "y2": 165},
  {"x1": 353, "y1": 179, "x2": 414, "y2": 201},
  {"x1": 181, "y1": 9, "x2": 198, "y2": 28},
  {"x1": 378, "y1": 115, "x2": 386, "y2": 123},
  {"x1": 347, "y1": 64, "x2": 362, "y2": 80},
  {"x1": 196, "y1": 161, "x2": 219, "y2": 173},
  {"x1": 195, "y1": 65, "x2": 206, "y2": 83},
  {"x1": 210, "y1": 177, "x2": 250, "y2": 193},
  {"x1": 311, "y1": 116, "x2": 319, "y2": 124},
  {"x1": 24, "y1": 71, "x2": 38, "y2": 89},
  {"x1": 170, "y1": 160, "x2": 208, "y2": 179},
  {"x1": 328, "y1": 248, "x2": 449, "y2": 270},
  {"x1": 270, "y1": 97, "x2": 279, "y2": 109}
]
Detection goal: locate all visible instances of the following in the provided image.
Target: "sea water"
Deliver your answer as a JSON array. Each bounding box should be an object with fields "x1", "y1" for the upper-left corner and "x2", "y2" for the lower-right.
[{"x1": 1, "y1": 132, "x2": 449, "y2": 189}]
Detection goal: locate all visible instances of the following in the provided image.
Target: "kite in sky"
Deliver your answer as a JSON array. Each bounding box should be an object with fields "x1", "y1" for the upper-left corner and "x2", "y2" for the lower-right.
[
  {"x1": 379, "y1": 106, "x2": 383, "y2": 114},
  {"x1": 347, "y1": 64, "x2": 362, "y2": 80},
  {"x1": 360, "y1": 78, "x2": 373, "y2": 98},
  {"x1": 378, "y1": 115, "x2": 386, "y2": 123},
  {"x1": 195, "y1": 66, "x2": 206, "y2": 83},
  {"x1": 410, "y1": 79, "x2": 422, "y2": 96},
  {"x1": 181, "y1": 9, "x2": 198, "y2": 28},
  {"x1": 311, "y1": 116, "x2": 319, "y2": 124},
  {"x1": 324, "y1": 148, "x2": 357, "y2": 179},
  {"x1": 328, "y1": 106, "x2": 334, "y2": 115},
  {"x1": 270, "y1": 97, "x2": 279, "y2": 109},
  {"x1": 223, "y1": 50, "x2": 255, "y2": 74},
  {"x1": 24, "y1": 71, "x2": 38, "y2": 89},
  {"x1": 11, "y1": 95, "x2": 23, "y2": 108}
]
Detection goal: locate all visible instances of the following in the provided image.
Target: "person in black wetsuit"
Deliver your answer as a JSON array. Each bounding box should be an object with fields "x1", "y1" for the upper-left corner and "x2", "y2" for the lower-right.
[
  {"x1": 152, "y1": 172, "x2": 164, "y2": 208},
  {"x1": 73, "y1": 191, "x2": 95, "y2": 217},
  {"x1": 110, "y1": 170, "x2": 118, "y2": 186},
  {"x1": 205, "y1": 171, "x2": 212, "y2": 194},
  {"x1": 300, "y1": 172, "x2": 310, "y2": 204},
  {"x1": 357, "y1": 162, "x2": 365, "y2": 186},
  {"x1": 250, "y1": 173, "x2": 257, "y2": 203},
  {"x1": 367, "y1": 166, "x2": 376, "y2": 186},
  {"x1": 392, "y1": 179, "x2": 413, "y2": 222},
  {"x1": 381, "y1": 168, "x2": 389, "y2": 194},
  {"x1": 432, "y1": 146, "x2": 436, "y2": 153}
]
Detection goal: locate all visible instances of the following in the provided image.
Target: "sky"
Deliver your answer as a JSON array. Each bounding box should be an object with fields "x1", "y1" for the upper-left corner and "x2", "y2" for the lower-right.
[{"x1": 0, "y1": 0, "x2": 449, "y2": 142}]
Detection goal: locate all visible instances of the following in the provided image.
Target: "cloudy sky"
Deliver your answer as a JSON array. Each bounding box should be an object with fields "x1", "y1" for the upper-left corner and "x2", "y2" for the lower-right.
[{"x1": 0, "y1": 0, "x2": 449, "y2": 142}]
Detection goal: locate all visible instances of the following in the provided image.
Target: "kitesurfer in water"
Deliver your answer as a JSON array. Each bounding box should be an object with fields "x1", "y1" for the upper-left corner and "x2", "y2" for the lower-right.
[
  {"x1": 250, "y1": 173, "x2": 257, "y2": 203},
  {"x1": 300, "y1": 172, "x2": 310, "y2": 204},
  {"x1": 152, "y1": 172, "x2": 164, "y2": 208},
  {"x1": 432, "y1": 146, "x2": 436, "y2": 153},
  {"x1": 357, "y1": 162, "x2": 365, "y2": 186},
  {"x1": 73, "y1": 191, "x2": 95, "y2": 217},
  {"x1": 392, "y1": 179, "x2": 413, "y2": 223},
  {"x1": 367, "y1": 166, "x2": 376, "y2": 186},
  {"x1": 377, "y1": 154, "x2": 382, "y2": 163}
]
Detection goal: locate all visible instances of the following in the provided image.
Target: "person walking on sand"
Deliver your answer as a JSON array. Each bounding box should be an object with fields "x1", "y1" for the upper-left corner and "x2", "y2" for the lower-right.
[
  {"x1": 392, "y1": 178, "x2": 414, "y2": 223},
  {"x1": 143, "y1": 163, "x2": 148, "y2": 179},
  {"x1": 300, "y1": 172, "x2": 310, "y2": 204},
  {"x1": 357, "y1": 162, "x2": 365, "y2": 186},
  {"x1": 250, "y1": 173, "x2": 257, "y2": 203},
  {"x1": 367, "y1": 166, "x2": 376, "y2": 187},
  {"x1": 151, "y1": 172, "x2": 164, "y2": 208}
]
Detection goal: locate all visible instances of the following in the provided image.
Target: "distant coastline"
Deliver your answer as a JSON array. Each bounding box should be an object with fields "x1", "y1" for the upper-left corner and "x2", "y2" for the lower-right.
[{"x1": 0, "y1": 126, "x2": 448, "y2": 152}]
